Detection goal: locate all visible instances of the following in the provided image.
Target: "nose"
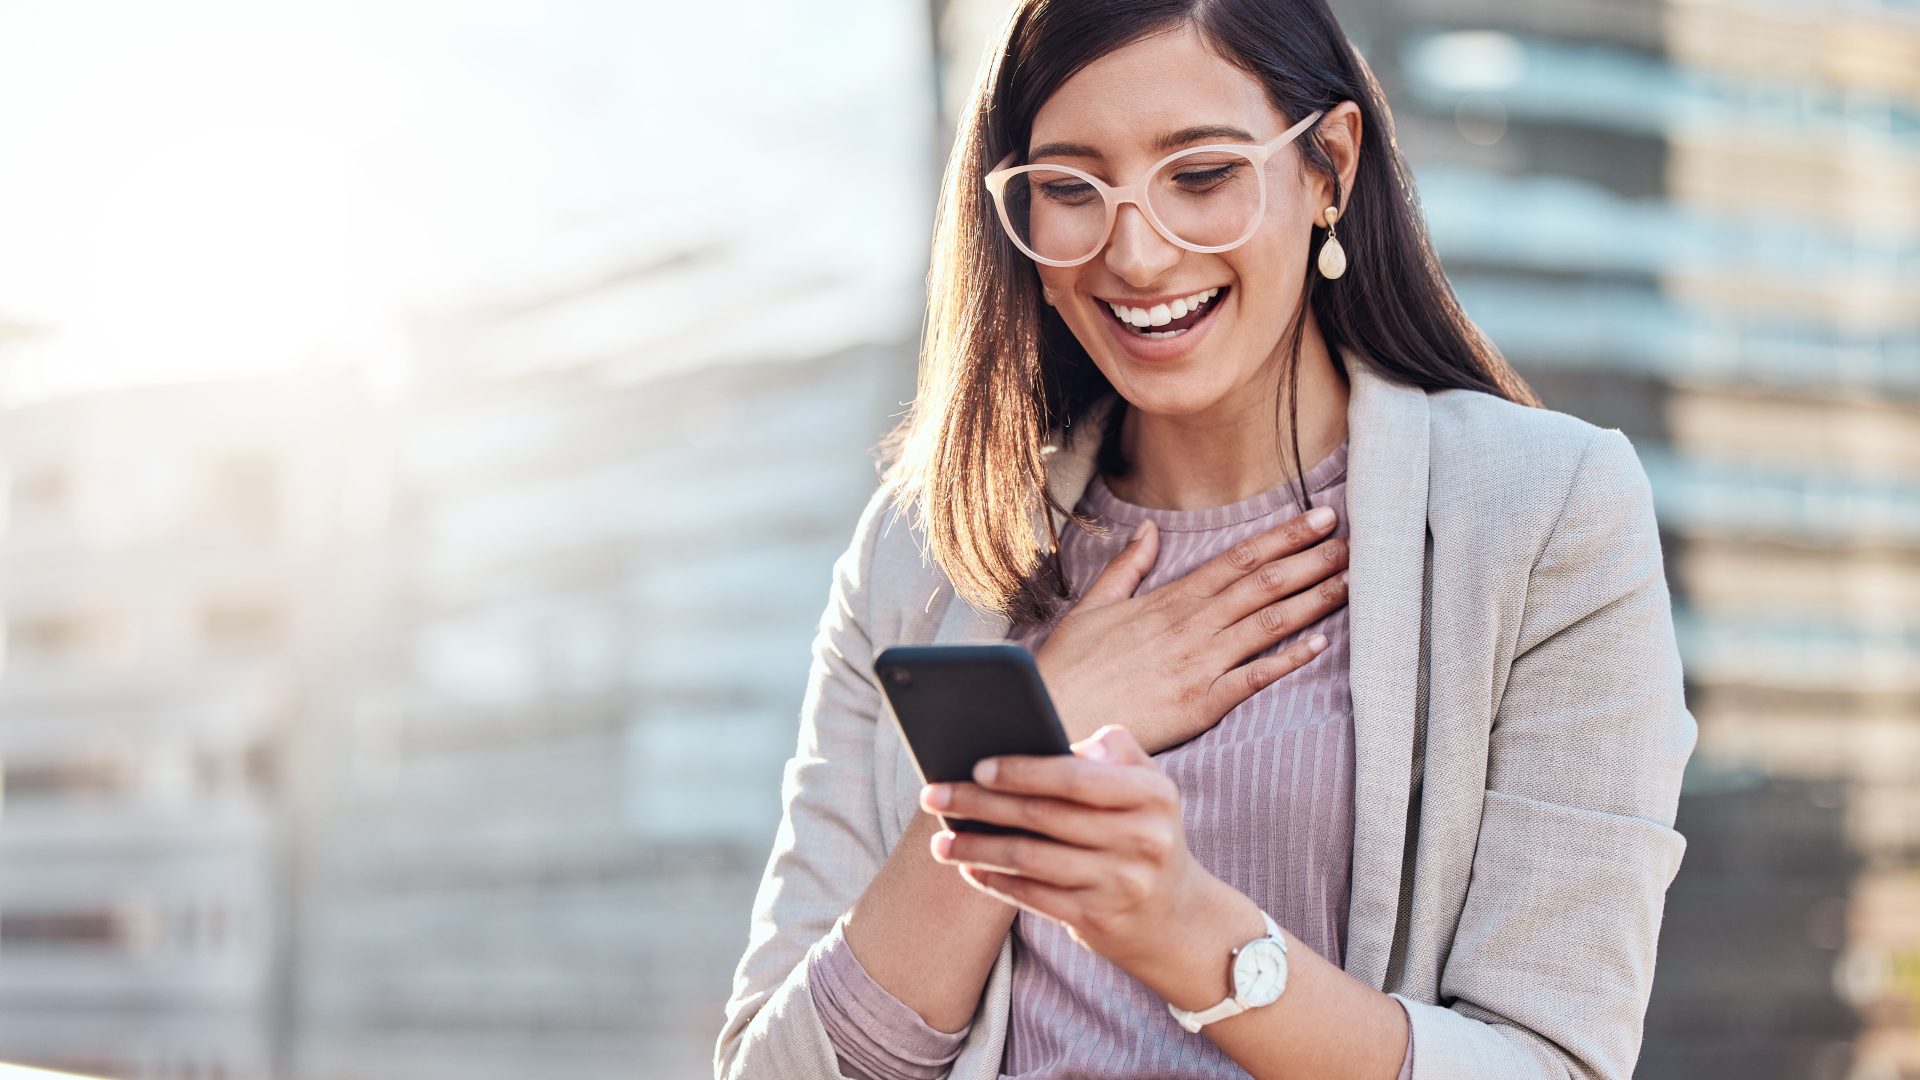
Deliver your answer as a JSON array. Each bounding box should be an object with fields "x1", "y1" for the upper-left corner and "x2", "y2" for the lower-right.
[{"x1": 1102, "y1": 199, "x2": 1183, "y2": 283}]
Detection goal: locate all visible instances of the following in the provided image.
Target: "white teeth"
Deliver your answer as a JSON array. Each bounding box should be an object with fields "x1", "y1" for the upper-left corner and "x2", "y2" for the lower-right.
[{"x1": 1107, "y1": 286, "x2": 1219, "y2": 327}]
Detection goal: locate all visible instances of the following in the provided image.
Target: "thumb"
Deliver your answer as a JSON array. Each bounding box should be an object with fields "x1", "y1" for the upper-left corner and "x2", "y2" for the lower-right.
[
  {"x1": 1079, "y1": 518, "x2": 1158, "y2": 607},
  {"x1": 1074, "y1": 723, "x2": 1151, "y2": 766}
]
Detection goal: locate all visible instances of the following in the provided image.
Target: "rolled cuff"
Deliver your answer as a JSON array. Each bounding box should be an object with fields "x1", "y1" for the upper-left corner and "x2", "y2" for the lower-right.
[{"x1": 806, "y1": 913, "x2": 971, "y2": 1080}]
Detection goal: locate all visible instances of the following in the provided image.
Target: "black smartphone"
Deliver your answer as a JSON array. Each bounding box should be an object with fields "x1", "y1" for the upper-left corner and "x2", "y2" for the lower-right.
[{"x1": 872, "y1": 643, "x2": 1074, "y2": 839}]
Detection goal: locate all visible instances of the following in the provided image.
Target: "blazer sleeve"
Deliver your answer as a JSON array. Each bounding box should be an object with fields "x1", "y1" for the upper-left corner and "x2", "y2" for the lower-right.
[
  {"x1": 714, "y1": 480, "x2": 908, "y2": 1080},
  {"x1": 1389, "y1": 426, "x2": 1697, "y2": 1080}
]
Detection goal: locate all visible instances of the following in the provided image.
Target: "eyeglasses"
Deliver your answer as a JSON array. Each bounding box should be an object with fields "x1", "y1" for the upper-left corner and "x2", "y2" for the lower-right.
[{"x1": 983, "y1": 109, "x2": 1324, "y2": 267}]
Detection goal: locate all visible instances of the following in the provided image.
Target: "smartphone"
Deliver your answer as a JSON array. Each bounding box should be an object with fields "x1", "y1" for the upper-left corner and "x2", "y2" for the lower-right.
[{"x1": 872, "y1": 643, "x2": 1074, "y2": 839}]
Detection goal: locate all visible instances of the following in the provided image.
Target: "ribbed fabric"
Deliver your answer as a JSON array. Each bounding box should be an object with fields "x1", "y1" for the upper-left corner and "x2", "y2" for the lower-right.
[{"x1": 807, "y1": 436, "x2": 1413, "y2": 1079}]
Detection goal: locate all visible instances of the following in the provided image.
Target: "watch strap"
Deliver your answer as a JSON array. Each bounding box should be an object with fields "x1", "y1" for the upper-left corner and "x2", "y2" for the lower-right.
[
  {"x1": 1165, "y1": 909, "x2": 1286, "y2": 1034},
  {"x1": 1171, "y1": 992, "x2": 1248, "y2": 1033}
]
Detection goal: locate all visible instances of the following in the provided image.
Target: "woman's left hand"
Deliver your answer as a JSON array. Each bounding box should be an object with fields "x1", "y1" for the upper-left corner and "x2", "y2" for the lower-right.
[{"x1": 919, "y1": 723, "x2": 1211, "y2": 969}]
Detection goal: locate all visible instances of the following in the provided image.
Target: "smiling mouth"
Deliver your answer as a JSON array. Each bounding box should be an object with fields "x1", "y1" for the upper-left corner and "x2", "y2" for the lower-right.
[{"x1": 1101, "y1": 285, "x2": 1230, "y2": 339}]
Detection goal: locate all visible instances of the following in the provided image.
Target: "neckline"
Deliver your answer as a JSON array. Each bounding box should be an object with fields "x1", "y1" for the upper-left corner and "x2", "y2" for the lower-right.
[{"x1": 1085, "y1": 438, "x2": 1348, "y2": 533}]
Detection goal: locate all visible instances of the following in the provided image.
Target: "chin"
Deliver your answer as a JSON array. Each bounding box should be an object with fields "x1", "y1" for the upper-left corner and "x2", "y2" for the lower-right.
[{"x1": 1107, "y1": 377, "x2": 1238, "y2": 419}]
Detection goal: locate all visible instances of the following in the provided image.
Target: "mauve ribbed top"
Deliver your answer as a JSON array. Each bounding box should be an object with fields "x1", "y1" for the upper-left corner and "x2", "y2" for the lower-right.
[{"x1": 807, "y1": 436, "x2": 1415, "y2": 1080}]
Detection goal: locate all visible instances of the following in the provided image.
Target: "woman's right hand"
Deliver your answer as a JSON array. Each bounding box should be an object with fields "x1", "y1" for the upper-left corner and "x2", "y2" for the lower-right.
[{"x1": 1033, "y1": 506, "x2": 1348, "y2": 755}]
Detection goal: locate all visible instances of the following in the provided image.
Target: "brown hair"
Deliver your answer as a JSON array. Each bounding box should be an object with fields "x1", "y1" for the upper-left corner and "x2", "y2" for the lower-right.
[{"x1": 877, "y1": 0, "x2": 1542, "y2": 625}]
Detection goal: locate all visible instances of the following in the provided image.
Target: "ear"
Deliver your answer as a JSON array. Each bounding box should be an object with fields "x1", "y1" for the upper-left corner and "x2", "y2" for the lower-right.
[{"x1": 1310, "y1": 100, "x2": 1364, "y2": 224}]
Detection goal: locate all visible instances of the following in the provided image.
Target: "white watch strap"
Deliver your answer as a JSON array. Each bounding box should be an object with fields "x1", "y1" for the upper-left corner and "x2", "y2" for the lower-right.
[
  {"x1": 1172, "y1": 992, "x2": 1249, "y2": 1033},
  {"x1": 1165, "y1": 909, "x2": 1285, "y2": 1034}
]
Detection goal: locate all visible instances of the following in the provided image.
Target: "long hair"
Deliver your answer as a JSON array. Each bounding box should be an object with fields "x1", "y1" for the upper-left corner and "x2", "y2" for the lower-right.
[{"x1": 877, "y1": 0, "x2": 1542, "y2": 625}]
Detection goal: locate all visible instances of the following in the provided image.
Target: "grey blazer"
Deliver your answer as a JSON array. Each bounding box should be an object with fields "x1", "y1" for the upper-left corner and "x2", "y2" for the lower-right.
[{"x1": 715, "y1": 344, "x2": 1696, "y2": 1080}]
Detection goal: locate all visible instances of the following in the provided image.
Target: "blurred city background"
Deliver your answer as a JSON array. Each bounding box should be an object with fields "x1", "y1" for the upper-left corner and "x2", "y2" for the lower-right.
[{"x1": 0, "y1": 0, "x2": 1912, "y2": 1078}]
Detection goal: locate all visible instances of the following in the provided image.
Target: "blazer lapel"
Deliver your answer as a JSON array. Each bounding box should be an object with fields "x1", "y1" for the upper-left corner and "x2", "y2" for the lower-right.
[
  {"x1": 1336, "y1": 346, "x2": 1430, "y2": 992},
  {"x1": 919, "y1": 347, "x2": 1430, "y2": 993}
]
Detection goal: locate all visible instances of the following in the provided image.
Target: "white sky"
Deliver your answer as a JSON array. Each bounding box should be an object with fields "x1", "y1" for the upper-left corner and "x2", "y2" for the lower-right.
[{"x1": 0, "y1": 0, "x2": 935, "y2": 404}]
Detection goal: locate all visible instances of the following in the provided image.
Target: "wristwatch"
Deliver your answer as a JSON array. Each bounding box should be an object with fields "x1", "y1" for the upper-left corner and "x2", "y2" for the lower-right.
[{"x1": 1165, "y1": 908, "x2": 1290, "y2": 1033}]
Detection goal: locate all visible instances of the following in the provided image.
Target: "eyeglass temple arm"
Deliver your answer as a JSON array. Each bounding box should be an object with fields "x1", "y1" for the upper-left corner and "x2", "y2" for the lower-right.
[{"x1": 1263, "y1": 108, "x2": 1325, "y2": 151}]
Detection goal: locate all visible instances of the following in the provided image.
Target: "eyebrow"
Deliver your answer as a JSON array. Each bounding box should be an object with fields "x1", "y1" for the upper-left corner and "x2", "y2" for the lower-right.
[{"x1": 1028, "y1": 124, "x2": 1257, "y2": 161}]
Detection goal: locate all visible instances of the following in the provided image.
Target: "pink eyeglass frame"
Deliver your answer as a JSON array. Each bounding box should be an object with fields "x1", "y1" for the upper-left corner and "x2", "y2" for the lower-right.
[{"x1": 983, "y1": 108, "x2": 1326, "y2": 267}]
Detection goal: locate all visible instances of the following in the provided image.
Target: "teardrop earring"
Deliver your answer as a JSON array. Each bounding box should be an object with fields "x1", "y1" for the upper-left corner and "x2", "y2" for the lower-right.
[{"x1": 1317, "y1": 205, "x2": 1348, "y2": 280}]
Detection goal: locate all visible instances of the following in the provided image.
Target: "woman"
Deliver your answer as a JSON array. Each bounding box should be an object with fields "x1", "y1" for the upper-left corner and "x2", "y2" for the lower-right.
[{"x1": 716, "y1": 1, "x2": 1694, "y2": 1078}]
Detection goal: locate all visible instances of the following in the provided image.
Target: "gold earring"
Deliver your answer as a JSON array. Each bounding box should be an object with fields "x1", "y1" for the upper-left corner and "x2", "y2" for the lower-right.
[
  {"x1": 1042, "y1": 286, "x2": 1056, "y2": 306},
  {"x1": 1317, "y1": 205, "x2": 1348, "y2": 280}
]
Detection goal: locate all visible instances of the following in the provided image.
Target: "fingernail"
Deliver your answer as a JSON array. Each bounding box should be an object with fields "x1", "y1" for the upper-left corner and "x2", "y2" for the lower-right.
[
  {"x1": 1338, "y1": 570, "x2": 1349, "y2": 585},
  {"x1": 1084, "y1": 739, "x2": 1114, "y2": 762},
  {"x1": 931, "y1": 831, "x2": 955, "y2": 859},
  {"x1": 923, "y1": 783, "x2": 951, "y2": 809},
  {"x1": 974, "y1": 758, "x2": 998, "y2": 784},
  {"x1": 1309, "y1": 633, "x2": 1328, "y2": 652},
  {"x1": 1308, "y1": 507, "x2": 1335, "y2": 530}
]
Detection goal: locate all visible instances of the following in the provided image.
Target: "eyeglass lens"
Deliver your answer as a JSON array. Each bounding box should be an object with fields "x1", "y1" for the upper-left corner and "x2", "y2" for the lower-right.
[{"x1": 1000, "y1": 150, "x2": 1263, "y2": 263}]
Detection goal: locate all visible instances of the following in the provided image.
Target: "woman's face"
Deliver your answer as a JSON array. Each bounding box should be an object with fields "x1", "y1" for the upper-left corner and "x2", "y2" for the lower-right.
[{"x1": 1025, "y1": 24, "x2": 1352, "y2": 417}]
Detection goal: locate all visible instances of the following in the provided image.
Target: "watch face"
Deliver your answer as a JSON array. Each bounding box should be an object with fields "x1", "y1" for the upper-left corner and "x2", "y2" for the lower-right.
[{"x1": 1232, "y1": 938, "x2": 1289, "y2": 1007}]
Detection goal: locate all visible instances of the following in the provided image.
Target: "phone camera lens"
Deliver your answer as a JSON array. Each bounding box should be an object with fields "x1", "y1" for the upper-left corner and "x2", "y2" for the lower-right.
[{"x1": 885, "y1": 668, "x2": 912, "y2": 688}]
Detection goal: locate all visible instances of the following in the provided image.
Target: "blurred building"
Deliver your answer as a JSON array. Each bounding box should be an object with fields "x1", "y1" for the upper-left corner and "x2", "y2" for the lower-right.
[
  {"x1": 1329, "y1": 0, "x2": 1920, "y2": 1076},
  {"x1": 281, "y1": 2, "x2": 937, "y2": 1077},
  {"x1": 0, "y1": 369, "x2": 379, "y2": 1078},
  {"x1": 1, "y1": 0, "x2": 935, "y2": 1076},
  {"x1": 290, "y1": 333, "x2": 912, "y2": 1080}
]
